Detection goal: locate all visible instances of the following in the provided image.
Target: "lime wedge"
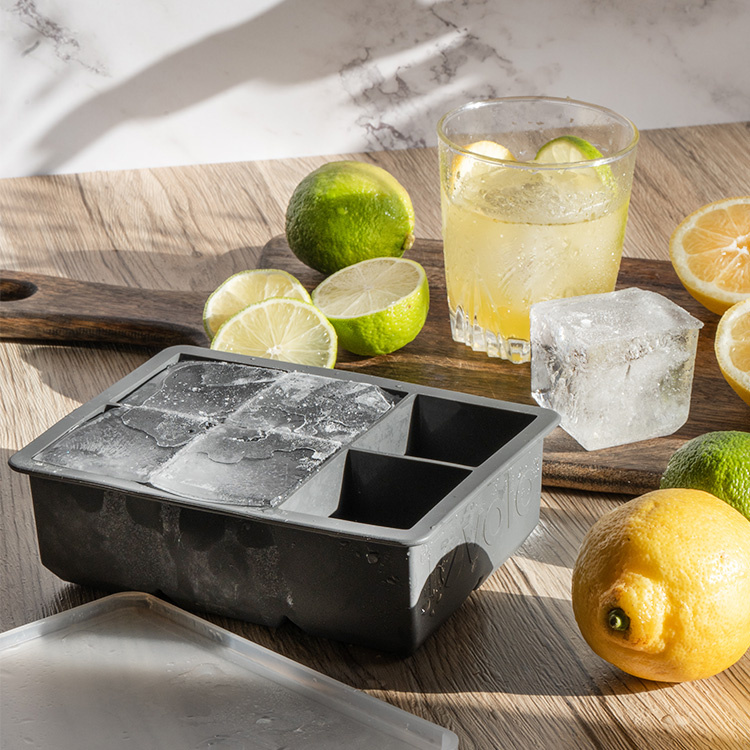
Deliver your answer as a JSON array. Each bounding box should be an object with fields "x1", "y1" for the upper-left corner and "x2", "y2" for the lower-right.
[
  {"x1": 203, "y1": 269, "x2": 311, "y2": 338},
  {"x1": 210, "y1": 298, "x2": 337, "y2": 368},
  {"x1": 535, "y1": 135, "x2": 615, "y2": 187},
  {"x1": 311, "y1": 257, "x2": 429, "y2": 356},
  {"x1": 534, "y1": 135, "x2": 604, "y2": 163}
]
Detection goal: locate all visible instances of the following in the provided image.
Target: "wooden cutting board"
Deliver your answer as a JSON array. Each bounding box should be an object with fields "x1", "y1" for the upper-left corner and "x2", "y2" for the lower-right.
[{"x1": 2, "y1": 236, "x2": 747, "y2": 494}]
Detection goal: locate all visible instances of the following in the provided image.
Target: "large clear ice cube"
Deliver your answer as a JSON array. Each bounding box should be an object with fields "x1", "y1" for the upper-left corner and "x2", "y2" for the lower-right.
[
  {"x1": 229, "y1": 371, "x2": 399, "y2": 441},
  {"x1": 120, "y1": 406, "x2": 211, "y2": 447},
  {"x1": 530, "y1": 288, "x2": 703, "y2": 451},
  {"x1": 122, "y1": 360, "x2": 281, "y2": 418},
  {"x1": 33, "y1": 406, "x2": 210, "y2": 482},
  {"x1": 33, "y1": 361, "x2": 400, "y2": 508},
  {"x1": 150, "y1": 424, "x2": 342, "y2": 507}
]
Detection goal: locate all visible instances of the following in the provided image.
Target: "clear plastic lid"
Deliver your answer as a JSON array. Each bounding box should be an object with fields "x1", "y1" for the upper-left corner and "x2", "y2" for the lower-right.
[{"x1": 0, "y1": 593, "x2": 457, "y2": 749}]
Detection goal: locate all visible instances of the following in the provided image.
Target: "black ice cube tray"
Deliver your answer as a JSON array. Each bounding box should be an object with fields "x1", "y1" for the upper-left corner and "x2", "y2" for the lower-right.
[{"x1": 10, "y1": 346, "x2": 559, "y2": 653}]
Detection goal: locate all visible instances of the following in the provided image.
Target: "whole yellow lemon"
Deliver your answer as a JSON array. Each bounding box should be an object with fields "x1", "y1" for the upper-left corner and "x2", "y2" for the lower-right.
[{"x1": 571, "y1": 488, "x2": 750, "y2": 682}]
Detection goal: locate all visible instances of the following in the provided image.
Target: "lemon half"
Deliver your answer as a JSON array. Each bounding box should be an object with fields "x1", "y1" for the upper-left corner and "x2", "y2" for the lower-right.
[
  {"x1": 715, "y1": 297, "x2": 750, "y2": 405},
  {"x1": 670, "y1": 197, "x2": 750, "y2": 315}
]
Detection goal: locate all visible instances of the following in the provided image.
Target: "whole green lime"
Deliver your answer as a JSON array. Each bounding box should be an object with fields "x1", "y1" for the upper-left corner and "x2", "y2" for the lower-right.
[
  {"x1": 660, "y1": 431, "x2": 750, "y2": 520},
  {"x1": 285, "y1": 161, "x2": 415, "y2": 275}
]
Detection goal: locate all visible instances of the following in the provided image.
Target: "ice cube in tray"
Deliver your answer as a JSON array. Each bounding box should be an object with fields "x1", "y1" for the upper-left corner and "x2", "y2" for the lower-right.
[
  {"x1": 33, "y1": 406, "x2": 210, "y2": 483},
  {"x1": 150, "y1": 423, "x2": 342, "y2": 506}
]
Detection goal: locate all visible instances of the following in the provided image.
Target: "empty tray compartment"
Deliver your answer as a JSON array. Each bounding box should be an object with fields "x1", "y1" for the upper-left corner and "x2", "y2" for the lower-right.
[
  {"x1": 354, "y1": 393, "x2": 537, "y2": 466},
  {"x1": 330, "y1": 451, "x2": 471, "y2": 529}
]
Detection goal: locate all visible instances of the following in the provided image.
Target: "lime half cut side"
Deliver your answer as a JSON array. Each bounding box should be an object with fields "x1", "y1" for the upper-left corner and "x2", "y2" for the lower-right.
[
  {"x1": 203, "y1": 268, "x2": 311, "y2": 338},
  {"x1": 210, "y1": 297, "x2": 337, "y2": 368},
  {"x1": 312, "y1": 257, "x2": 429, "y2": 356}
]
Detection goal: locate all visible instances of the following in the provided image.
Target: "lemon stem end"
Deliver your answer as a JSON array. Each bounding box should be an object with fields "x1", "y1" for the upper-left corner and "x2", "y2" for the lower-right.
[{"x1": 607, "y1": 608, "x2": 630, "y2": 632}]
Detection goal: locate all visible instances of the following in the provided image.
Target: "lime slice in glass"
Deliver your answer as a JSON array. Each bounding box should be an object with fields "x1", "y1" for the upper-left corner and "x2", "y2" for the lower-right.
[{"x1": 535, "y1": 135, "x2": 615, "y2": 187}]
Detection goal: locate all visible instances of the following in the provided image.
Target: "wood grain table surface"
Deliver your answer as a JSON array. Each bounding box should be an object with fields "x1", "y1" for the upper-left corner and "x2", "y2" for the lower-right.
[{"x1": 2, "y1": 122, "x2": 750, "y2": 748}]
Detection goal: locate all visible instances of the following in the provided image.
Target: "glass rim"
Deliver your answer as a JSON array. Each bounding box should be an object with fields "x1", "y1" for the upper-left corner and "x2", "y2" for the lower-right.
[{"x1": 436, "y1": 95, "x2": 639, "y2": 170}]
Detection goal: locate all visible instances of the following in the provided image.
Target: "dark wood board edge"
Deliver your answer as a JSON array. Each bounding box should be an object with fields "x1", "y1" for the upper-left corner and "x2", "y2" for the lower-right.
[
  {"x1": 0, "y1": 268, "x2": 209, "y2": 346},
  {"x1": 3, "y1": 234, "x2": 748, "y2": 495}
]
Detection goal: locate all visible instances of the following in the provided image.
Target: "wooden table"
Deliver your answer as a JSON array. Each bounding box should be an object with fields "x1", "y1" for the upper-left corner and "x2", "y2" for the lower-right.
[{"x1": 2, "y1": 122, "x2": 750, "y2": 748}]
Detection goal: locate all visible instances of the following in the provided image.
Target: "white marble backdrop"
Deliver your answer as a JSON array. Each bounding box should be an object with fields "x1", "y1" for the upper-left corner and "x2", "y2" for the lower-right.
[{"x1": 2, "y1": 0, "x2": 749, "y2": 177}]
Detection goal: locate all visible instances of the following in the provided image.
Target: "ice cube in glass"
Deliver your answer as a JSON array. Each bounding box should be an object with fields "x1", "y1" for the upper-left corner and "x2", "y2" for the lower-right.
[{"x1": 530, "y1": 287, "x2": 703, "y2": 451}]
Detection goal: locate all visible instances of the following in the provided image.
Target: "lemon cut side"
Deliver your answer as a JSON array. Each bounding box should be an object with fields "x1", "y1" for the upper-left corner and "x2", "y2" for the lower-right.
[
  {"x1": 715, "y1": 298, "x2": 750, "y2": 406},
  {"x1": 670, "y1": 197, "x2": 750, "y2": 315}
]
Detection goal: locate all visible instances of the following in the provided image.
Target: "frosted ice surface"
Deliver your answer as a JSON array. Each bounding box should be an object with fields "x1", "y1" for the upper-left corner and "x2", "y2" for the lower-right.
[
  {"x1": 120, "y1": 406, "x2": 211, "y2": 448},
  {"x1": 150, "y1": 424, "x2": 342, "y2": 506},
  {"x1": 229, "y1": 371, "x2": 399, "y2": 441},
  {"x1": 122, "y1": 360, "x2": 281, "y2": 417},
  {"x1": 34, "y1": 360, "x2": 399, "y2": 506},
  {"x1": 530, "y1": 288, "x2": 703, "y2": 451},
  {"x1": 32, "y1": 407, "x2": 207, "y2": 482}
]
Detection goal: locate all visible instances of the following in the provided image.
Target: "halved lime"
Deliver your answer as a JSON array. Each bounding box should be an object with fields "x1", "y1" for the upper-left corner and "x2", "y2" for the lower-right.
[
  {"x1": 203, "y1": 269, "x2": 311, "y2": 338},
  {"x1": 210, "y1": 297, "x2": 337, "y2": 368},
  {"x1": 311, "y1": 257, "x2": 429, "y2": 356}
]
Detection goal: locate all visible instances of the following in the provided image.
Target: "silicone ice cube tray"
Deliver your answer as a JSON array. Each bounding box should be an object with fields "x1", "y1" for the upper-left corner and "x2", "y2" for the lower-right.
[{"x1": 9, "y1": 346, "x2": 558, "y2": 652}]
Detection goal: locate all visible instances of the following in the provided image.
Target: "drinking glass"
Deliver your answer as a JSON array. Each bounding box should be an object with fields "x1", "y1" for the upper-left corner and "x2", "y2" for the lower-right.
[{"x1": 437, "y1": 96, "x2": 639, "y2": 363}]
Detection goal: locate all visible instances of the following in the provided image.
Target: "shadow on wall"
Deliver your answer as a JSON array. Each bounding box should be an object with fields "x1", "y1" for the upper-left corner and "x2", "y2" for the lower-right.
[{"x1": 30, "y1": 0, "x2": 530, "y2": 174}]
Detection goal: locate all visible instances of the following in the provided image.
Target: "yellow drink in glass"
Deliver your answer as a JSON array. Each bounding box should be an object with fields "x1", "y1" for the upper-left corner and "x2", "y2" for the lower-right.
[{"x1": 438, "y1": 97, "x2": 638, "y2": 364}]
